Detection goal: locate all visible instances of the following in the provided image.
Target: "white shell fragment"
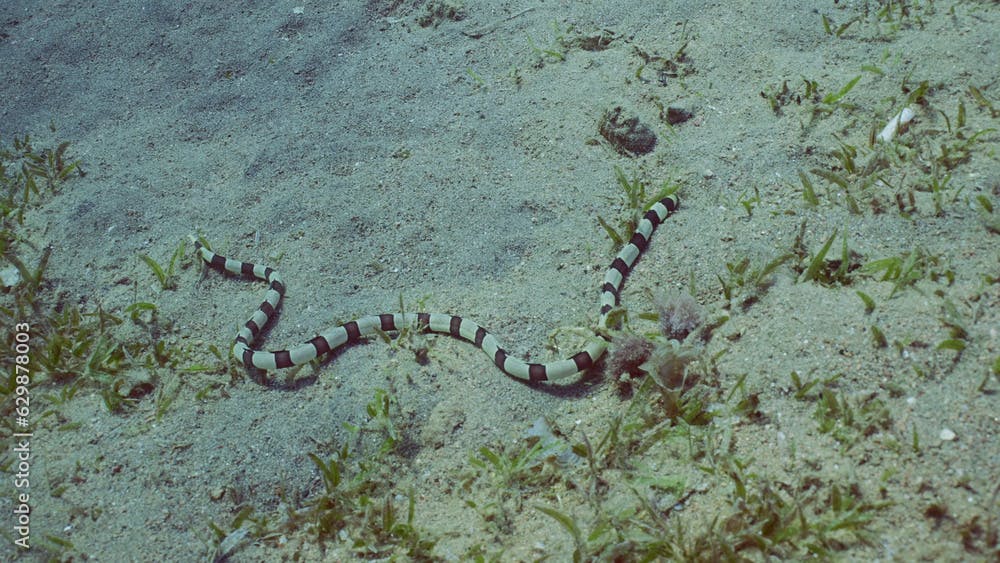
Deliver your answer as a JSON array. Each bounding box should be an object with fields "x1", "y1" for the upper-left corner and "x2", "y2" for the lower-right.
[
  {"x1": 877, "y1": 106, "x2": 916, "y2": 143},
  {"x1": 0, "y1": 266, "x2": 20, "y2": 289},
  {"x1": 218, "y1": 527, "x2": 249, "y2": 559},
  {"x1": 939, "y1": 428, "x2": 956, "y2": 442}
]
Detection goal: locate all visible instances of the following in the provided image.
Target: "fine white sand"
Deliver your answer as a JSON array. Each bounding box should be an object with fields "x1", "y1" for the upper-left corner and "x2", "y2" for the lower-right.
[{"x1": 1, "y1": 1, "x2": 998, "y2": 560}]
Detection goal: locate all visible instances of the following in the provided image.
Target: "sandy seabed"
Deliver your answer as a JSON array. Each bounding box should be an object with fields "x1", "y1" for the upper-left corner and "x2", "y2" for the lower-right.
[{"x1": 1, "y1": 1, "x2": 998, "y2": 561}]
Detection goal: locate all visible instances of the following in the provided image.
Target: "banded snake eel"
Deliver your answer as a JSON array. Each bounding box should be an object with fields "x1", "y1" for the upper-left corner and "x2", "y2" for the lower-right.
[{"x1": 193, "y1": 193, "x2": 678, "y2": 382}]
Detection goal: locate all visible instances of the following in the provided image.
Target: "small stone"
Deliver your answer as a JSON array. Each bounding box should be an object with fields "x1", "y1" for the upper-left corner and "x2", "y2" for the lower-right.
[
  {"x1": 939, "y1": 428, "x2": 956, "y2": 441},
  {"x1": 599, "y1": 107, "x2": 657, "y2": 156},
  {"x1": 210, "y1": 487, "x2": 225, "y2": 501},
  {"x1": 665, "y1": 106, "x2": 694, "y2": 125}
]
